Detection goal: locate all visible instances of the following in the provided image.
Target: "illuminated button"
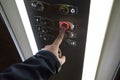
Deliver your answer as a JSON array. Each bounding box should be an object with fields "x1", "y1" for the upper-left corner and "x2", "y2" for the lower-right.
[
  {"x1": 59, "y1": 21, "x2": 77, "y2": 30},
  {"x1": 41, "y1": 30, "x2": 45, "y2": 33},
  {"x1": 68, "y1": 22, "x2": 77, "y2": 30},
  {"x1": 43, "y1": 37, "x2": 47, "y2": 41},
  {"x1": 66, "y1": 39, "x2": 77, "y2": 46},
  {"x1": 39, "y1": 34, "x2": 43, "y2": 37},
  {"x1": 57, "y1": 4, "x2": 78, "y2": 15},
  {"x1": 38, "y1": 27, "x2": 47, "y2": 33},
  {"x1": 70, "y1": 24, "x2": 77, "y2": 30},
  {"x1": 66, "y1": 31, "x2": 77, "y2": 38},
  {"x1": 37, "y1": 26, "x2": 47, "y2": 33},
  {"x1": 35, "y1": 17, "x2": 41, "y2": 22},
  {"x1": 41, "y1": 29, "x2": 48, "y2": 33},
  {"x1": 31, "y1": 2, "x2": 37, "y2": 8},
  {"x1": 39, "y1": 34, "x2": 48, "y2": 41},
  {"x1": 70, "y1": 8, "x2": 76, "y2": 14},
  {"x1": 35, "y1": 17, "x2": 47, "y2": 25},
  {"x1": 59, "y1": 21, "x2": 70, "y2": 31},
  {"x1": 31, "y1": 1, "x2": 44, "y2": 11},
  {"x1": 69, "y1": 6, "x2": 78, "y2": 14}
]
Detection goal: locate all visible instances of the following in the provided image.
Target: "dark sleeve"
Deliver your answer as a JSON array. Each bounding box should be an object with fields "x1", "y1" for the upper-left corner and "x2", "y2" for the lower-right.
[{"x1": 0, "y1": 50, "x2": 61, "y2": 80}]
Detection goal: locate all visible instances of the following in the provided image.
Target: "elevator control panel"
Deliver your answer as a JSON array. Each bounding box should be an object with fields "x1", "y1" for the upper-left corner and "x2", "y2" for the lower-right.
[
  {"x1": 24, "y1": 0, "x2": 90, "y2": 80},
  {"x1": 34, "y1": 15, "x2": 77, "y2": 46},
  {"x1": 24, "y1": 0, "x2": 79, "y2": 48}
]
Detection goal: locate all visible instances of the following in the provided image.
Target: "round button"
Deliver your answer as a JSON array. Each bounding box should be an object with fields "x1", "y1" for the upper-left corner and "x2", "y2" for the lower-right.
[
  {"x1": 66, "y1": 39, "x2": 77, "y2": 46},
  {"x1": 31, "y1": 2, "x2": 37, "y2": 8},
  {"x1": 59, "y1": 5, "x2": 69, "y2": 15},
  {"x1": 59, "y1": 21, "x2": 70, "y2": 31},
  {"x1": 43, "y1": 37, "x2": 47, "y2": 41},
  {"x1": 68, "y1": 31, "x2": 77, "y2": 38},
  {"x1": 70, "y1": 8, "x2": 76, "y2": 14}
]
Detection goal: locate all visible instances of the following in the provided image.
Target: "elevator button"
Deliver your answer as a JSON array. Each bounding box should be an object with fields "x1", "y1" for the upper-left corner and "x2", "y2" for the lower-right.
[
  {"x1": 66, "y1": 31, "x2": 77, "y2": 38},
  {"x1": 31, "y1": 1, "x2": 44, "y2": 11},
  {"x1": 59, "y1": 21, "x2": 70, "y2": 30},
  {"x1": 69, "y1": 23, "x2": 77, "y2": 30},
  {"x1": 70, "y1": 8, "x2": 76, "y2": 14},
  {"x1": 66, "y1": 39, "x2": 77, "y2": 46},
  {"x1": 43, "y1": 37, "x2": 47, "y2": 41},
  {"x1": 31, "y1": 2, "x2": 37, "y2": 8}
]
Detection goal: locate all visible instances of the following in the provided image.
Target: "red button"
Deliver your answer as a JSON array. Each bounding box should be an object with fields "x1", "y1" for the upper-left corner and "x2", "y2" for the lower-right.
[{"x1": 59, "y1": 21, "x2": 70, "y2": 30}]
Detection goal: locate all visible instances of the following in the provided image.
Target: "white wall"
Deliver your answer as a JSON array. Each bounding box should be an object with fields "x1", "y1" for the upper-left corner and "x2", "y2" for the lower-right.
[
  {"x1": 82, "y1": 0, "x2": 114, "y2": 80},
  {"x1": 96, "y1": 0, "x2": 120, "y2": 79}
]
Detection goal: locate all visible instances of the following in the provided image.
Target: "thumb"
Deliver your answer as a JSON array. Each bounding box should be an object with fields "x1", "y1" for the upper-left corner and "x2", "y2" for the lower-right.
[{"x1": 59, "y1": 56, "x2": 66, "y2": 65}]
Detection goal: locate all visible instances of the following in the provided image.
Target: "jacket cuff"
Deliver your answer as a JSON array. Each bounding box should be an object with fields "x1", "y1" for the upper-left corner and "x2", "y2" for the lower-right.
[{"x1": 36, "y1": 50, "x2": 61, "y2": 73}]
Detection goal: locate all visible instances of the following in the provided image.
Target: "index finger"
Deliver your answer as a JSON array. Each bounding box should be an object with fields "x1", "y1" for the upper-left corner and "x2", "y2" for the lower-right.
[{"x1": 52, "y1": 29, "x2": 65, "y2": 47}]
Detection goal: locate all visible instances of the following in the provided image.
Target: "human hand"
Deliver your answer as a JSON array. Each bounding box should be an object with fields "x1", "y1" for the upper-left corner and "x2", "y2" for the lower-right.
[{"x1": 41, "y1": 29, "x2": 66, "y2": 65}]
